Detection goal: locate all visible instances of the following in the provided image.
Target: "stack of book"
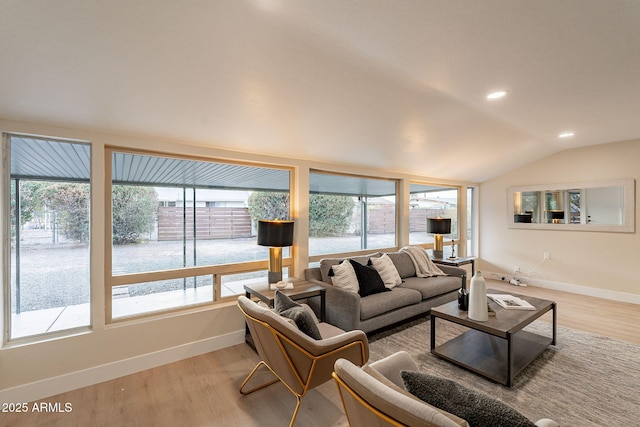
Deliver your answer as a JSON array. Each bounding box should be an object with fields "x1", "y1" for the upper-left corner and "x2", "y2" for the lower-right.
[{"x1": 487, "y1": 294, "x2": 536, "y2": 310}]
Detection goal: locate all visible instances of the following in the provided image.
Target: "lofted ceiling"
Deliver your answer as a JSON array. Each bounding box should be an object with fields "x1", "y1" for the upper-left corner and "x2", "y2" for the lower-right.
[{"x1": 1, "y1": 1, "x2": 639, "y2": 182}]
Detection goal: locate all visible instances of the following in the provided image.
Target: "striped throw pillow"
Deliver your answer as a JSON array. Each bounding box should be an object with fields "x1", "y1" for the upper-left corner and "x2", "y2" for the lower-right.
[
  {"x1": 330, "y1": 259, "x2": 359, "y2": 293},
  {"x1": 370, "y1": 253, "x2": 402, "y2": 289}
]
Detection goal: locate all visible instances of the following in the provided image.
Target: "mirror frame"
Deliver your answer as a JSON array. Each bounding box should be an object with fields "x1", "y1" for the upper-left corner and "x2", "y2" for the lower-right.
[{"x1": 508, "y1": 179, "x2": 635, "y2": 233}]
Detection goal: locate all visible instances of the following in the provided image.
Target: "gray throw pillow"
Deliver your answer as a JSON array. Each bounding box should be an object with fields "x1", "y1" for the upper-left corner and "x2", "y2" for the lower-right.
[
  {"x1": 401, "y1": 371, "x2": 536, "y2": 427},
  {"x1": 274, "y1": 291, "x2": 322, "y2": 340}
]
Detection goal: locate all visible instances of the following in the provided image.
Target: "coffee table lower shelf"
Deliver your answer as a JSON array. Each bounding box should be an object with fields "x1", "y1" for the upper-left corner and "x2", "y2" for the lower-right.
[{"x1": 432, "y1": 329, "x2": 552, "y2": 386}]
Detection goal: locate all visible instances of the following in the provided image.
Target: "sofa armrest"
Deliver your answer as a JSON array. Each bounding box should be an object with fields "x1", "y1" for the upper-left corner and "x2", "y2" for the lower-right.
[
  {"x1": 437, "y1": 265, "x2": 466, "y2": 278},
  {"x1": 303, "y1": 267, "x2": 323, "y2": 282},
  {"x1": 305, "y1": 278, "x2": 362, "y2": 331},
  {"x1": 437, "y1": 265, "x2": 467, "y2": 289}
]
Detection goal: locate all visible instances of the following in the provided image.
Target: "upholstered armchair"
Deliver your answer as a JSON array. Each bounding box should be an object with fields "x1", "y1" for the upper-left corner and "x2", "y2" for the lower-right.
[
  {"x1": 237, "y1": 295, "x2": 369, "y2": 427},
  {"x1": 333, "y1": 351, "x2": 558, "y2": 427}
]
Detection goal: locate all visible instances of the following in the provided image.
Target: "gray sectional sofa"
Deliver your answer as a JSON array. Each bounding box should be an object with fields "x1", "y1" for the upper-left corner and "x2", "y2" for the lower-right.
[{"x1": 303, "y1": 250, "x2": 466, "y2": 333}]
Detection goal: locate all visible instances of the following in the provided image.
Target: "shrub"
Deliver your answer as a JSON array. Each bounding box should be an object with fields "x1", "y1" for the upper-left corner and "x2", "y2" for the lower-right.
[
  {"x1": 247, "y1": 192, "x2": 354, "y2": 237},
  {"x1": 309, "y1": 194, "x2": 354, "y2": 237},
  {"x1": 247, "y1": 191, "x2": 290, "y2": 223},
  {"x1": 42, "y1": 183, "x2": 91, "y2": 243},
  {"x1": 112, "y1": 185, "x2": 158, "y2": 244}
]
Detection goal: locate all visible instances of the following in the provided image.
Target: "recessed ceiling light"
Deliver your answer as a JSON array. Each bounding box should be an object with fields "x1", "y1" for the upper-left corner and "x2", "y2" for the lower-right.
[
  {"x1": 558, "y1": 132, "x2": 575, "y2": 138},
  {"x1": 486, "y1": 90, "x2": 508, "y2": 100}
]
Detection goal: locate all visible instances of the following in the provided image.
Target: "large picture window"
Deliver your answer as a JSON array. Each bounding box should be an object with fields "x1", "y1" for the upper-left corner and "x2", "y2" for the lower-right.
[
  {"x1": 108, "y1": 150, "x2": 290, "y2": 320},
  {"x1": 409, "y1": 183, "x2": 459, "y2": 257},
  {"x1": 308, "y1": 171, "x2": 397, "y2": 256},
  {"x1": 5, "y1": 135, "x2": 91, "y2": 341}
]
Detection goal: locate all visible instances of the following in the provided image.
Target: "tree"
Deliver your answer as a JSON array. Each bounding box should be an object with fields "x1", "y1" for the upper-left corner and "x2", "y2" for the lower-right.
[
  {"x1": 10, "y1": 180, "x2": 45, "y2": 229},
  {"x1": 247, "y1": 191, "x2": 290, "y2": 223},
  {"x1": 309, "y1": 194, "x2": 354, "y2": 237},
  {"x1": 247, "y1": 191, "x2": 354, "y2": 237},
  {"x1": 42, "y1": 183, "x2": 91, "y2": 243},
  {"x1": 112, "y1": 185, "x2": 157, "y2": 244}
]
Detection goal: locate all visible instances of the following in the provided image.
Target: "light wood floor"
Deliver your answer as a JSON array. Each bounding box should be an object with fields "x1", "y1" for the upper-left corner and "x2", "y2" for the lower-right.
[{"x1": 4, "y1": 280, "x2": 639, "y2": 427}]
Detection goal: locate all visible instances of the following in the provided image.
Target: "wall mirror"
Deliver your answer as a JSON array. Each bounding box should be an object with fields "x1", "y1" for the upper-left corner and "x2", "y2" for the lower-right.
[{"x1": 508, "y1": 179, "x2": 635, "y2": 232}]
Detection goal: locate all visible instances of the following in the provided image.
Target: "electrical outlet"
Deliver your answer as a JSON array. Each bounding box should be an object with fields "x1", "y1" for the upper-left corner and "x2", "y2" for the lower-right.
[
  {"x1": 544, "y1": 252, "x2": 550, "y2": 260},
  {"x1": 513, "y1": 266, "x2": 520, "y2": 274}
]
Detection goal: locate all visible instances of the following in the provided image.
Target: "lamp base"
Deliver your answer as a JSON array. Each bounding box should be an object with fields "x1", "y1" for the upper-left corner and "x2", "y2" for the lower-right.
[
  {"x1": 268, "y1": 246, "x2": 283, "y2": 284},
  {"x1": 433, "y1": 234, "x2": 444, "y2": 259},
  {"x1": 268, "y1": 271, "x2": 283, "y2": 285}
]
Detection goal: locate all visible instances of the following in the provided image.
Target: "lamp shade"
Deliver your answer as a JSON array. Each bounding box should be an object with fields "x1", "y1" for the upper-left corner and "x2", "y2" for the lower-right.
[
  {"x1": 257, "y1": 220, "x2": 294, "y2": 247},
  {"x1": 427, "y1": 218, "x2": 451, "y2": 234}
]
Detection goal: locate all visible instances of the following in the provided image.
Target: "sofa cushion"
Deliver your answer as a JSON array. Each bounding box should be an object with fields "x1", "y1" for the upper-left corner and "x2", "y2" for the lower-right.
[
  {"x1": 369, "y1": 253, "x2": 402, "y2": 288},
  {"x1": 274, "y1": 291, "x2": 322, "y2": 340},
  {"x1": 329, "y1": 259, "x2": 359, "y2": 293},
  {"x1": 349, "y1": 259, "x2": 390, "y2": 297},
  {"x1": 402, "y1": 371, "x2": 536, "y2": 427},
  {"x1": 385, "y1": 251, "x2": 417, "y2": 278},
  {"x1": 400, "y1": 275, "x2": 460, "y2": 300},
  {"x1": 359, "y1": 288, "x2": 421, "y2": 321},
  {"x1": 319, "y1": 252, "x2": 381, "y2": 284}
]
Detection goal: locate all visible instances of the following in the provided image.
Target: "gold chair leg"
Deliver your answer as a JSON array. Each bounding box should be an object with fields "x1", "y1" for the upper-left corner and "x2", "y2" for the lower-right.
[
  {"x1": 289, "y1": 395, "x2": 302, "y2": 427},
  {"x1": 239, "y1": 360, "x2": 280, "y2": 395},
  {"x1": 240, "y1": 360, "x2": 306, "y2": 426}
]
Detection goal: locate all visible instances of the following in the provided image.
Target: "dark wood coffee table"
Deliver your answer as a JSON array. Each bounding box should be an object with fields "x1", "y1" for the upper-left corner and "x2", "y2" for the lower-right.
[{"x1": 430, "y1": 289, "x2": 556, "y2": 386}]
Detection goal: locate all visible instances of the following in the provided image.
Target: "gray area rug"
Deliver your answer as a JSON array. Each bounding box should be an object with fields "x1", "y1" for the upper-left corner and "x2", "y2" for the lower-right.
[{"x1": 368, "y1": 317, "x2": 640, "y2": 426}]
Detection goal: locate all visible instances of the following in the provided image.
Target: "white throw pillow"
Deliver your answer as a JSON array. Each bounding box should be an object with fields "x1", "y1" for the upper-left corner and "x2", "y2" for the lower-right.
[
  {"x1": 370, "y1": 253, "x2": 402, "y2": 288},
  {"x1": 331, "y1": 259, "x2": 359, "y2": 293}
]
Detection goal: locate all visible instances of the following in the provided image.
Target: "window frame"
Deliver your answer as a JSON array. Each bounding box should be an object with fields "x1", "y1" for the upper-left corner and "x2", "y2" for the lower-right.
[
  {"x1": 105, "y1": 147, "x2": 295, "y2": 323},
  {"x1": 3, "y1": 133, "x2": 93, "y2": 344},
  {"x1": 408, "y1": 181, "x2": 461, "y2": 255},
  {"x1": 307, "y1": 170, "x2": 398, "y2": 262}
]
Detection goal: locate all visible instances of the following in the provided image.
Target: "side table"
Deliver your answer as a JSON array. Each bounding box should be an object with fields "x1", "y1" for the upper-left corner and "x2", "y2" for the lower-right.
[
  {"x1": 432, "y1": 255, "x2": 476, "y2": 276},
  {"x1": 243, "y1": 280, "x2": 326, "y2": 348}
]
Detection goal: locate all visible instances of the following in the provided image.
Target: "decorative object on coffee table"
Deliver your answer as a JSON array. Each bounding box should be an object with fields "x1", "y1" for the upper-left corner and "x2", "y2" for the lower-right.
[
  {"x1": 458, "y1": 280, "x2": 469, "y2": 311},
  {"x1": 427, "y1": 217, "x2": 451, "y2": 259},
  {"x1": 468, "y1": 271, "x2": 488, "y2": 321},
  {"x1": 257, "y1": 219, "x2": 294, "y2": 284}
]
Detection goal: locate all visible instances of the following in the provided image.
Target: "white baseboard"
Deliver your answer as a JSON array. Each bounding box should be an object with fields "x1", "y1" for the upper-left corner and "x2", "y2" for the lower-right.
[
  {"x1": 484, "y1": 271, "x2": 640, "y2": 305},
  {"x1": 0, "y1": 329, "x2": 245, "y2": 404}
]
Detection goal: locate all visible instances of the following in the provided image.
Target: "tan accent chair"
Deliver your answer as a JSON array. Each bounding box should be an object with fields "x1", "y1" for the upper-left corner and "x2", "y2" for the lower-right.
[
  {"x1": 333, "y1": 351, "x2": 558, "y2": 427},
  {"x1": 237, "y1": 295, "x2": 369, "y2": 427}
]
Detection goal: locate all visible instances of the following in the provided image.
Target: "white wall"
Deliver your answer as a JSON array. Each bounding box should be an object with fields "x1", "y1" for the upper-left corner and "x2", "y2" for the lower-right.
[{"x1": 479, "y1": 139, "x2": 640, "y2": 301}]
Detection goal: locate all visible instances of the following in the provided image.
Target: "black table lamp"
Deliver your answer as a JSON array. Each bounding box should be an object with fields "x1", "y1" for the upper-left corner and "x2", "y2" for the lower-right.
[
  {"x1": 257, "y1": 219, "x2": 294, "y2": 284},
  {"x1": 427, "y1": 217, "x2": 451, "y2": 259}
]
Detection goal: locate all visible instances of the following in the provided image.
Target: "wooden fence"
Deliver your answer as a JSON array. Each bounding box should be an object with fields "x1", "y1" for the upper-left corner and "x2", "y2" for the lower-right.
[
  {"x1": 362, "y1": 206, "x2": 448, "y2": 234},
  {"x1": 157, "y1": 206, "x2": 450, "y2": 240},
  {"x1": 158, "y1": 207, "x2": 252, "y2": 241}
]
